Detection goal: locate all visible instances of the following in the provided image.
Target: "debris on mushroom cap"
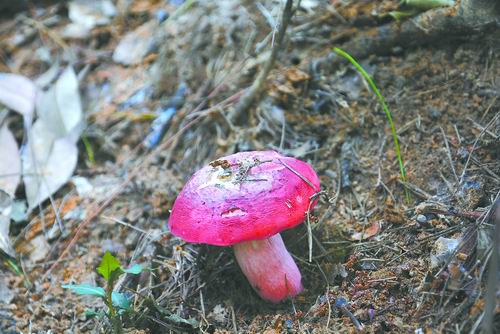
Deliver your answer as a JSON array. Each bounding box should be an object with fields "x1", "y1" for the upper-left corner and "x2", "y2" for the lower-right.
[{"x1": 169, "y1": 151, "x2": 320, "y2": 246}]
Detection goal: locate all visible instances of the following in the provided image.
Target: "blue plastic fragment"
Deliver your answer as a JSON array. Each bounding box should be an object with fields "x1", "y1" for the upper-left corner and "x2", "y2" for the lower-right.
[
  {"x1": 119, "y1": 86, "x2": 153, "y2": 110},
  {"x1": 143, "y1": 107, "x2": 177, "y2": 148},
  {"x1": 156, "y1": 9, "x2": 169, "y2": 23},
  {"x1": 335, "y1": 297, "x2": 348, "y2": 307},
  {"x1": 170, "y1": 0, "x2": 185, "y2": 6},
  {"x1": 143, "y1": 83, "x2": 187, "y2": 149}
]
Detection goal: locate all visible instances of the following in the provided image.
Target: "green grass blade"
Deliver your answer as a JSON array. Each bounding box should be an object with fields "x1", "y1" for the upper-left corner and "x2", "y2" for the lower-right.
[{"x1": 332, "y1": 47, "x2": 409, "y2": 198}]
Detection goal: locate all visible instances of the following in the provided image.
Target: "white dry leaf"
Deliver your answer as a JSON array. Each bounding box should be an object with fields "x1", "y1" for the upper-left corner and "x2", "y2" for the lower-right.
[
  {"x1": 36, "y1": 66, "x2": 83, "y2": 141},
  {"x1": 208, "y1": 304, "x2": 229, "y2": 324},
  {"x1": 35, "y1": 61, "x2": 60, "y2": 89},
  {"x1": 0, "y1": 274, "x2": 14, "y2": 304},
  {"x1": 0, "y1": 73, "x2": 36, "y2": 118},
  {"x1": 69, "y1": 0, "x2": 116, "y2": 28},
  {"x1": 0, "y1": 190, "x2": 15, "y2": 258},
  {"x1": 28, "y1": 235, "x2": 51, "y2": 263},
  {"x1": 0, "y1": 214, "x2": 14, "y2": 258},
  {"x1": 0, "y1": 124, "x2": 21, "y2": 197},
  {"x1": 22, "y1": 120, "x2": 78, "y2": 210},
  {"x1": 63, "y1": 0, "x2": 116, "y2": 39},
  {"x1": 430, "y1": 237, "x2": 459, "y2": 269},
  {"x1": 71, "y1": 176, "x2": 93, "y2": 197},
  {"x1": 112, "y1": 20, "x2": 157, "y2": 65}
]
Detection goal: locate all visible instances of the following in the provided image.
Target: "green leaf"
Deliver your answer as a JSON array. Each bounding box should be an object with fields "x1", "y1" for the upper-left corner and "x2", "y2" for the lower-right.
[
  {"x1": 97, "y1": 251, "x2": 121, "y2": 281},
  {"x1": 165, "y1": 314, "x2": 198, "y2": 327},
  {"x1": 62, "y1": 284, "x2": 105, "y2": 298},
  {"x1": 84, "y1": 310, "x2": 106, "y2": 318},
  {"x1": 122, "y1": 263, "x2": 143, "y2": 275},
  {"x1": 111, "y1": 292, "x2": 131, "y2": 310}
]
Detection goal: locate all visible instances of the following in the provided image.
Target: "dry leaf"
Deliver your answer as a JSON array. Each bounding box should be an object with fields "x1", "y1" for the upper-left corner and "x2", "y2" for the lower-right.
[
  {"x1": 0, "y1": 191, "x2": 14, "y2": 257},
  {"x1": 351, "y1": 221, "x2": 381, "y2": 241},
  {"x1": 0, "y1": 73, "x2": 36, "y2": 117},
  {"x1": 112, "y1": 20, "x2": 157, "y2": 65},
  {"x1": 0, "y1": 124, "x2": 21, "y2": 197},
  {"x1": 36, "y1": 66, "x2": 83, "y2": 141},
  {"x1": 285, "y1": 68, "x2": 310, "y2": 83},
  {"x1": 22, "y1": 120, "x2": 78, "y2": 210}
]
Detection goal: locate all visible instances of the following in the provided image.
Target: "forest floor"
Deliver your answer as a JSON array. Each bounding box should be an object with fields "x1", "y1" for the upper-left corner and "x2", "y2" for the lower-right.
[{"x1": 0, "y1": 0, "x2": 499, "y2": 333}]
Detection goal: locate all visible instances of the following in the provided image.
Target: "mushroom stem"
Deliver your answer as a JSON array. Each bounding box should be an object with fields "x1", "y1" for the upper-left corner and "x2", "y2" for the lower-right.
[{"x1": 233, "y1": 233, "x2": 303, "y2": 303}]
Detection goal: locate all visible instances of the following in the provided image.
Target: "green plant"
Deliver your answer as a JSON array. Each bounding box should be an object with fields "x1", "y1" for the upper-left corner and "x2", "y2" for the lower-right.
[
  {"x1": 333, "y1": 47, "x2": 409, "y2": 200},
  {"x1": 62, "y1": 251, "x2": 143, "y2": 334}
]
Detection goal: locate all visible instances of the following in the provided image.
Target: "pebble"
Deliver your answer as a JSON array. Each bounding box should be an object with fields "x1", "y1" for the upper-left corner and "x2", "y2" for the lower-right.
[{"x1": 416, "y1": 214, "x2": 427, "y2": 224}]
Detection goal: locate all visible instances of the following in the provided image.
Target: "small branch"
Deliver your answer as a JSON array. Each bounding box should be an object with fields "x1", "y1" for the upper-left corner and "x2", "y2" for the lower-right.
[
  {"x1": 228, "y1": 0, "x2": 294, "y2": 124},
  {"x1": 482, "y1": 194, "x2": 500, "y2": 334},
  {"x1": 323, "y1": 0, "x2": 500, "y2": 70}
]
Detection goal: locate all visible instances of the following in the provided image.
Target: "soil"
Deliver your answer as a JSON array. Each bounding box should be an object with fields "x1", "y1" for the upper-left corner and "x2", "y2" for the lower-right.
[{"x1": 0, "y1": 1, "x2": 499, "y2": 333}]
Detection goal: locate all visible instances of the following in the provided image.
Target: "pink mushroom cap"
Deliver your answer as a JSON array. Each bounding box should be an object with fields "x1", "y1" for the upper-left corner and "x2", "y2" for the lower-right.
[{"x1": 169, "y1": 150, "x2": 320, "y2": 246}]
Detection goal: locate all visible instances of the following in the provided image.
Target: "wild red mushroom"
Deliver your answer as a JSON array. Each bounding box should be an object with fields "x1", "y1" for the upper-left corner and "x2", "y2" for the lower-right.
[{"x1": 168, "y1": 151, "x2": 320, "y2": 302}]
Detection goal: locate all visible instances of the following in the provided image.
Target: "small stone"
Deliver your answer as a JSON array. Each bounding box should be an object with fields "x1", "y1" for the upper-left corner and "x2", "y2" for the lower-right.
[
  {"x1": 427, "y1": 107, "x2": 441, "y2": 119},
  {"x1": 416, "y1": 214, "x2": 427, "y2": 224}
]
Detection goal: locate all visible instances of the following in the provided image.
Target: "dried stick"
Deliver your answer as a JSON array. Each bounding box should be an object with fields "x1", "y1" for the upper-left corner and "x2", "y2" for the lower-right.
[
  {"x1": 323, "y1": 0, "x2": 499, "y2": 70},
  {"x1": 482, "y1": 195, "x2": 500, "y2": 333},
  {"x1": 228, "y1": 0, "x2": 294, "y2": 124}
]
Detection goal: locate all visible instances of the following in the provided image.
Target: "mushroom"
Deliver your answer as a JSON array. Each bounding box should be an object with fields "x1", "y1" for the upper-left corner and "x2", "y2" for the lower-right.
[{"x1": 169, "y1": 151, "x2": 320, "y2": 302}]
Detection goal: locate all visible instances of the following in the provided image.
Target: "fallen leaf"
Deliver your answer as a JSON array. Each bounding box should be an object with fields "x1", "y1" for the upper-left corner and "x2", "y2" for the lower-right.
[
  {"x1": 351, "y1": 221, "x2": 381, "y2": 241},
  {"x1": 22, "y1": 120, "x2": 78, "y2": 210},
  {"x1": 63, "y1": 0, "x2": 116, "y2": 39},
  {"x1": 0, "y1": 190, "x2": 14, "y2": 257},
  {"x1": 35, "y1": 62, "x2": 60, "y2": 89},
  {"x1": 430, "y1": 237, "x2": 459, "y2": 269},
  {"x1": 285, "y1": 68, "x2": 310, "y2": 83},
  {"x1": 27, "y1": 234, "x2": 50, "y2": 263},
  {"x1": 0, "y1": 73, "x2": 36, "y2": 117},
  {"x1": 36, "y1": 66, "x2": 83, "y2": 141},
  {"x1": 0, "y1": 275, "x2": 14, "y2": 304},
  {"x1": 0, "y1": 124, "x2": 21, "y2": 197},
  {"x1": 69, "y1": 0, "x2": 116, "y2": 28},
  {"x1": 112, "y1": 20, "x2": 157, "y2": 65}
]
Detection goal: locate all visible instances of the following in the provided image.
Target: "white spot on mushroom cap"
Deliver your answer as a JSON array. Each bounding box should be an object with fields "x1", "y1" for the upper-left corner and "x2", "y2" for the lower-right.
[{"x1": 221, "y1": 207, "x2": 247, "y2": 217}]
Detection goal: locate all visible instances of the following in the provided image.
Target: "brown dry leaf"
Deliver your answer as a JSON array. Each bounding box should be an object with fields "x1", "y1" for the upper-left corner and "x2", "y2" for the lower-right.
[
  {"x1": 276, "y1": 83, "x2": 295, "y2": 95},
  {"x1": 384, "y1": 197, "x2": 406, "y2": 224},
  {"x1": 129, "y1": 0, "x2": 162, "y2": 14},
  {"x1": 351, "y1": 221, "x2": 381, "y2": 241},
  {"x1": 285, "y1": 67, "x2": 310, "y2": 83},
  {"x1": 469, "y1": 298, "x2": 484, "y2": 316},
  {"x1": 15, "y1": 196, "x2": 81, "y2": 252}
]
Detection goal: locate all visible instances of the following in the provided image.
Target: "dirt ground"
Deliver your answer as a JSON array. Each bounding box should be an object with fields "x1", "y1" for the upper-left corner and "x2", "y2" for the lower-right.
[{"x1": 0, "y1": 0, "x2": 499, "y2": 333}]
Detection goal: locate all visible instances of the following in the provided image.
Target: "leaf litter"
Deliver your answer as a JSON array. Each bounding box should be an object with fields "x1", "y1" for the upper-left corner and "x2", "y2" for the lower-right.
[{"x1": 0, "y1": 0, "x2": 499, "y2": 333}]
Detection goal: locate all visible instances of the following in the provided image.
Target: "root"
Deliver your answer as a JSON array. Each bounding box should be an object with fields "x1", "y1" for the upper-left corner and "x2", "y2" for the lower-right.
[{"x1": 325, "y1": 0, "x2": 500, "y2": 65}]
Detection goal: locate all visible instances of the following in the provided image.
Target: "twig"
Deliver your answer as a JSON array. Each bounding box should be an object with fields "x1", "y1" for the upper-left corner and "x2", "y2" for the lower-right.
[
  {"x1": 335, "y1": 298, "x2": 364, "y2": 331},
  {"x1": 440, "y1": 127, "x2": 459, "y2": 183},
  {"x1": 460, "y1": 112, "x2": 500, "y2": 183},
  {"x1": 482, "y1": 195, "x2": 500, "y2": 333},
  {"x1": 467, "y1": 116, "x2": 499, "y2": 139},
  {"x1": 228, "y1": 0, "x2": 294, "y2": 123},
  {"x1": 278, "y1": 158, "x2": 319, "y2": 192}
]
